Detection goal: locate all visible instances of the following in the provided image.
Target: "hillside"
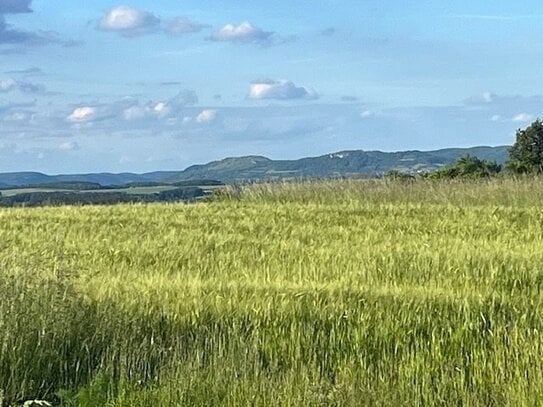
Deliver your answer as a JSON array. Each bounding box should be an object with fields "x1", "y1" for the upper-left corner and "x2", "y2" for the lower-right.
[
  {"x1": 0, "y1": 145, "x2": 509, "y2": 186},
  {"x1": 170, "y1": 145, "x2": 509, "y2": 182},
  {"x1": 0, "y1": 171, "x2": 177, "y2": 188}
]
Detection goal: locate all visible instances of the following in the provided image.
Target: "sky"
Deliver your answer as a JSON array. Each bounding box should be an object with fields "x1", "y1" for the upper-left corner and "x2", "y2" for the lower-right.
[{"x1": 1, "y1": 0, "x2": 543, "y2": 173}]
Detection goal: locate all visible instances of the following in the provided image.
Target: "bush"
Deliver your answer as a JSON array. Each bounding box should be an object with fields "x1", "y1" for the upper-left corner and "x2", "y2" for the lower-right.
[
  {"x1": 426, "y1": 155, "x2": 501, "y2": 179},
  {"x1": 384, "y1": 170, "x2": 415, "y2": 181}
]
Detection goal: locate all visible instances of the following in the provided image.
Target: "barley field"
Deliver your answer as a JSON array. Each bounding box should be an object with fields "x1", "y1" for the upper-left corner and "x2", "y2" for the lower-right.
[{"x1": 1, "y1": 179, "x2": 543, "y2": 406}]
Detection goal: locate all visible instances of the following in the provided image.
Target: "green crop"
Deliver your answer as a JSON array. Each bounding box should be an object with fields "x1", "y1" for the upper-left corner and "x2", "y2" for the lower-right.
[{"x1": 1, "y1": 178, "x2": 543, "y2": 405}]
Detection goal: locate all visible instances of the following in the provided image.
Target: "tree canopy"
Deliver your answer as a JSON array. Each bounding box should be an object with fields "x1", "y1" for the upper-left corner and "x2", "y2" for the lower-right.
[
  {"x1": 507, "y1": 119, "x2": 543, "y2": 174},
  {"x1": 427, "y1": 155, "x2": 501, "y2": 179}
]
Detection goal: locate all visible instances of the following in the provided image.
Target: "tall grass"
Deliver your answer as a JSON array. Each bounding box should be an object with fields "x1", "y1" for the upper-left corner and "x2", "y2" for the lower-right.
[{"x1": 1, "y1": 179, "x2": 543, "y2": 405}]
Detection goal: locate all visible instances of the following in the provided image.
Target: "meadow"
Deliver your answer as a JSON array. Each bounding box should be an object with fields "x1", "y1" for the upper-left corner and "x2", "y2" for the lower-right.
[{"x1": 1, "y1": 178, "x2": 543, "y2": 405}]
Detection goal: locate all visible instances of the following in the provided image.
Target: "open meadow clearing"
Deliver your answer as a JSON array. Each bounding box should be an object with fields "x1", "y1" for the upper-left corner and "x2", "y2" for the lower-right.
[{"x1": 2, "y1": 179, "x2": 543, "y2": 405}]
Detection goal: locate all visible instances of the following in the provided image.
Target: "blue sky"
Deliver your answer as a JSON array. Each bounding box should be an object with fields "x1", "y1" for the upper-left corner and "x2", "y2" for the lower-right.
[{"x1": 1, "y1": 0, "x2": 543, "y2": 173}]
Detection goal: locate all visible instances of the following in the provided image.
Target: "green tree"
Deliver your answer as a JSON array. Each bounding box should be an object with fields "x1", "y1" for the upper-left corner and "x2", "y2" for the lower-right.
[
  {"x1": 428, "y1": 155, "x2": 501, "y2": 179},
  {"x1": 507, "y1": 119, "x2": 543, "y2": 174}
]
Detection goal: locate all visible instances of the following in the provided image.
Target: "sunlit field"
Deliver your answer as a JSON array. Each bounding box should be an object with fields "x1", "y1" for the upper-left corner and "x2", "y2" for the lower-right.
[{"x1": 2, "y1": 179, "x2": 543, "y2": 406}]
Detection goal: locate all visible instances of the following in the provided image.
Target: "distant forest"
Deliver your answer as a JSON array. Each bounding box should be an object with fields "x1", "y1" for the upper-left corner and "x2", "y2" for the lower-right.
[{"x1": 0, "y1": 185, "x2": 208, "y2": 207}]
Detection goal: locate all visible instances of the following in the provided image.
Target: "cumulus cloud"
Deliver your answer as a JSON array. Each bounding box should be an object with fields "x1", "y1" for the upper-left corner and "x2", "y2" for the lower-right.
[
  {"x1": 122, "y1": 90, "x2": 199, "y2": 121},
  {"x1": 165, "y1": 17, "x2": 207, "y2": 35},
  {"x1": 152, "y1": 102, "x2": 170, "y2": 117},
  {"x1": 0, "y1": 78, "x2": 44, "y2": 93},
  {"x1": 67, "y1": 107, "x2": 97, "y2": 123},
  {"x1": 122, "y1": 105, "x2": 147, "y2": 121},
  {"x1": 196, "y1": 109, "x2": 217, "y2": 123},
  {"x1": 248, "y1": 79, "x2": 318, "y2": 100},
  {"x1": 98, "y1": 5, "x2": 160, "y2": 37},
  {"x1": 209, "y1": 21, "x2": 273, "y2": 44},
  {"x1": 125, "y1": 101, "x2": 172, "y2": 120}
]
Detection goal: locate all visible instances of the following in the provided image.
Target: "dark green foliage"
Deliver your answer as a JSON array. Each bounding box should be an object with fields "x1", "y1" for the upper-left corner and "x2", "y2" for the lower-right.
[
  {"x1": 426, "y1": 155, "x2": 501, "y2": 179},
  {"x1": 0, "y1": 187, "x2": 206, "y2": 207},
  {"x1": 157, "y1": 187, "x2": 205, "y2": 201},
  {"x1": 384, "y1": 170, "x2": 415, "y2": 181},
  {"x1": 172, "y1": 179, "x2": 224, "y2": 187},
  {"x1": 0, "y1": 192, "x2": 143, "y2": 207},
  {"x1": 2, "y1": 182, "x2": 104, "y2": 191},
  {"x1": 0, "y1": 274, "x2": 105, "y2": 405},
  {"x1": 507, "y1": 119, "x2": 543, "y2": 174},
  {"x1": 123, "y1": 182, "x2": 166, "y2": 188}
]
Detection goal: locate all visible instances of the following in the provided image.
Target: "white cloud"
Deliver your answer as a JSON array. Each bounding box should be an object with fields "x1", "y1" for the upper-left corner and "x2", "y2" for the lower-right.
[
  {"x1": 361, "y1": 110, "x2": 374, "y2": 118},
  {"x1": 58, "y1": 141, "x2": 80, "y2": 151},
  {"x1": 3, "y1": 111, "x2": 29, "y2": 121},
  {"x1": 196, "y1": 109, "x2": 217, "y2": 123},
  {"x1": 0, "y1": 78, "x2": 17, "y2": 91},
  {"x1": 463, "y1": 92, "x2": 498, "y2": 105},
  {"x1": 165, "y1": 17, "x2": 207, "y2": 35},
  {"x1": 248, "y1": 79, "x2": 318, "y2": 100},
  {"x1": 122, "y1": 90, "x2": 198, "y2": 122},
  {"x1": 482, "y1": 92, "x2": 497, "y2": 103},
  {"x1": 512, "y1": 113, "x2": 534, "y2": 123},
  {"x1": 122, "y1": 105, "x2": 147, "y2": 121},
  {"x1": 98, "y1": 5, "x2": 160, "y2": 37},
  {"x1": 0, "y1": 78, "x2": 43, "y2": 93},
  {"x1": 209, "y1": 21, "x2": 273, "y2": 44},
  {"x1": 67, "y1": 106, "x2": 96, "y2": 123},
  {"x1": 153, "y1": 101, "x2": 170, "y2": 117},
  {"x1": 490, "y1": 115, "x2": 501, "y2": 122}
]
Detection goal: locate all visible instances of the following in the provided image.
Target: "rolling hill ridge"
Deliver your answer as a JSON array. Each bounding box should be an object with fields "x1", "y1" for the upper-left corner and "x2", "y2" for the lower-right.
[{"x1": 0, "y1": 145, "x2": 509, "y2": 187}]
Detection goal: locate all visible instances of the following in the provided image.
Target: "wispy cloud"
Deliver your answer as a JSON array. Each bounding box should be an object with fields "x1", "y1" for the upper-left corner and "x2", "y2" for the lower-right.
[
  {"x1": 449, "y1": 14, "x2": 543, "y2": 21},
  {"x1": 4, "y1": 66, "x2": 42, "y2": 75},
  {"x1": 0, "y1": 0, "x2": 78, "y2": 51},
  {"x1": 0, "y1": 78, "x2": 45, "y2": 93},
  {"x1": 512, "y1": 113, "x2": 534, "y2": 123},
  {"x1": 0, "y1": 0, "x2": 33, "y2": 14},
  {"x1": 165, "y1": 17, "x2": 208, "y2": 36}
]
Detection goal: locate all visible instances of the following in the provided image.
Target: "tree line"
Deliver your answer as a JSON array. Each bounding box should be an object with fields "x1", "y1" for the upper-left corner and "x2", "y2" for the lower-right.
[
  {"x1": 0, "y1": 187, "x2": 205, "y2": 207},
  {"x1": 388, "y1": 119, "x2": 543, "y2": 180}
]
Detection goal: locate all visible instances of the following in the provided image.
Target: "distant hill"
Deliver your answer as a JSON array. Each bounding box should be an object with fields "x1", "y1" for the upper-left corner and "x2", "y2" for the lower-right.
[
  {"x1": 0, "y1": 146, "x2": 509, "y2": 187},
  {"x1": 0, "y1": 171, "x2": 177, "y2": 188},
  {"x1": 168, "y1": 146, "x2": 510, "y2": 182}
]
